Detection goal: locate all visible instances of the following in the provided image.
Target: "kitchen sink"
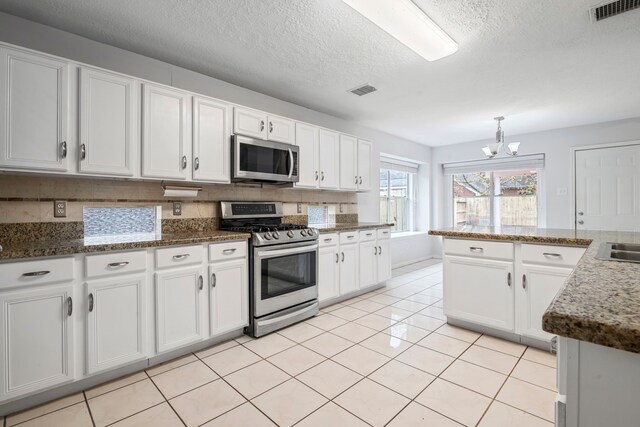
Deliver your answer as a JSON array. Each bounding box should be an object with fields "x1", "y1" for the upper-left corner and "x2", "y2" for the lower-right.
[{"x1": 596, "y1": 242, "x2": 640, "y2": 264}]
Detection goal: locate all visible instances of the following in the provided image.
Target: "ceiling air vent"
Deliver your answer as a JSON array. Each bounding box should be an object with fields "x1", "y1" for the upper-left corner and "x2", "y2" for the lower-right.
[
  {"x1": 349, "y1": 84, "x2": 377, "y2": 96},
  {"x1": 591, "y1": 0, "x2": 639, "y2": 21}
]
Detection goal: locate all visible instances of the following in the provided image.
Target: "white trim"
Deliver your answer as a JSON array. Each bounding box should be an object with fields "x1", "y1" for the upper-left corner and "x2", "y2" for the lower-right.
[{"x1": 392, "y1": 256, "x2": 435, "y2": 269}]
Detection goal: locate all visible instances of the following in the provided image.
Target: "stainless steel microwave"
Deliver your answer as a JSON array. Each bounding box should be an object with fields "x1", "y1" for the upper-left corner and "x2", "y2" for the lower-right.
[{"x1": 231, "y1": 135, "x2": 299, "y2": 185}]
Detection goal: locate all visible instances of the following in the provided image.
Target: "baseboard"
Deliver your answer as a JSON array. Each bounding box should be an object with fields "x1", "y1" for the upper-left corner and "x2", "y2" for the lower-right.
[{"x1": 392, "y1": 256, "x2": 434, "y2": 269}]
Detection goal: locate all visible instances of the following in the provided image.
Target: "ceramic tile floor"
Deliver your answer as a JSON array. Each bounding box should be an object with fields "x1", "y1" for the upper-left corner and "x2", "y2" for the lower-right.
[{"x1": 3, "y1": 260, "x2": 558, "y2": 427}]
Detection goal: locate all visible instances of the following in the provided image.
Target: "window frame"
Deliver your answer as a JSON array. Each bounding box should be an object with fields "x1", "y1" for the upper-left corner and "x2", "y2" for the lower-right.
[{"x1": 380, "y1": 168, "x2": 417, "y2": 232}]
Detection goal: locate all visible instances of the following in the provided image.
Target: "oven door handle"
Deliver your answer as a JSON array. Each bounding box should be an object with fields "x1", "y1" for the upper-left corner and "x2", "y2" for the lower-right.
[
  {"x1": 257, "y1": 301, "x2": 319, "y2": 328},
  {"x1": 287, "y1": 148, "x2": 294, "y2": 179},
  {"x1": 257, "y1": 244, "x2": 318, "y2": 259}
]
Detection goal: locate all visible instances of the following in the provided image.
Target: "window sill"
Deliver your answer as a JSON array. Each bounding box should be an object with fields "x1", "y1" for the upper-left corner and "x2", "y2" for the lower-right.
[{"x1": 391, "y1": 231, "x2": 428, "y2": 239}]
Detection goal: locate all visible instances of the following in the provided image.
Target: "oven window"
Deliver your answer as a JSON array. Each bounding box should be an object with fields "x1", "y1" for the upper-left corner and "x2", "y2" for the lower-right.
[
  {"x1": 261, "y1": 251, "x2": 316, "y2": 300},
  {"x1": 240, "y1": 143, "x2": 290, "y2": 176}
]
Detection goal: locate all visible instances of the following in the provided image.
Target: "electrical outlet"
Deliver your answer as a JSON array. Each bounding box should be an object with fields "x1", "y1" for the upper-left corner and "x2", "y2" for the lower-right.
[
  {"x1": 54, "y1": 200, "x2": 67, "y2": 218},
  {"x1": 339, "y1": 203, "x2": 344, "y2": 213},
  {"x1": 173, "y1": 202, "x2": 182, "y2": 216},
  {"x1": 297, "y1": 203, "x2": 302, "y2": 214}
]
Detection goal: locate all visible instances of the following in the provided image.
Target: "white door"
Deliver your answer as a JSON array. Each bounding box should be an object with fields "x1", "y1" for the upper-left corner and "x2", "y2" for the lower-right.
[
  {"x1": 339, "y1": 243, "x2": 359, "y2": 295},
  {"x1": 517, "y1": 264, "x2": 572, "y2": 342},
  {"x1": 0, "y1": 284, "x2": 73, "y2": 400},
  {"x1": 155, "y1": 267, "x2": 205, "y2": 353},
  {"x1": 359, "y1": 240, "x2": 377, "y2": 288},
  {"x1": 295, "y1": 123, "x2": 319, "y2": 188},
  {"x1": 377, "y1": 238, "x2": 392, "y2": 283},
  {"x1": 79, "y1": 68, "x2": 136, "y2": 176},
  {"x1": 318, "y1": 245, "x2": 340, "y2": 302},
  {"x1": 575, "y1": 143, "x2": 640, "y2": 231},
  {"x1": 339, "y1": 134, "x2": 358, "y2": 191},
  {"x1": 209, "y1": 259, "x2": 248, "y2": 336},
  {"x1": 193, "y1": 96, "x2": 230, "y2": 183},
  {"x1": 233, "y1": 107, "x2": 267, "y2": 139},
  {"x1": 357, "y1": 139, "x2": 373, "y2": 191},
  {"x1": 86, "y1": 275, "x2": 146, "y2": 374},
  {"x1": 267, "y1": 115, "x2": 295, "y2": 144},
  {"x1": 142, "y1": 83, "x2": 189, "y2": 179},
  {"x1": 318, "y1": 129, "x2": 339, "y2": 190},
  {"x1": 0, "y1": 47, "x2": 68, "y2": 172},
  {"x1": 444, "y1": 255, "x2": 515, "y2": 332}
]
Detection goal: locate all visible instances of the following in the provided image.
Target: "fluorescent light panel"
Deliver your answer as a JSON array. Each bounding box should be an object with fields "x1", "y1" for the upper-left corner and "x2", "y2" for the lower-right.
[{"x1": 341, "y1": 0, "x2": 458, "y2": 61}]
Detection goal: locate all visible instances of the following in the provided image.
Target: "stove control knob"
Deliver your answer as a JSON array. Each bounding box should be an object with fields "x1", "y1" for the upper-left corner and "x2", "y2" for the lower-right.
[
  {"x1": 300, "y1": 229, "x2": 307, "y2": 236},
  {"x1": 263, "y1": 233, "x2": 272, "y2": 240},
  {"x1": 307, "y1": 228, "x2": 316, "y2": 236},
  {"x1": 287, "y1": 230, "x2": 295, "y2": 238},
  {"x1": 271, "y1": 231, "x2": 280, "y2": 240}
]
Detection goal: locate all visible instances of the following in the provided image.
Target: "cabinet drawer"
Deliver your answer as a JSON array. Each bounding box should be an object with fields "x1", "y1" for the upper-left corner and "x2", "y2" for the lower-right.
[
  {"x1": 0, "y1": 257, "x2": 75, "y2": 288},
  {"x1": 340, "y1": 231, "x2": 359, "y2": 244},
  {"x1": 155, "y1": 245, "x2": 203, "y2": 269},
  {"x1": 85, "y1": 250, "x2": 147, "y2": 279},
  {"x1": 209, "y1": 241, "x2": 247, "y2": 262},
  {"x1": 444, "y1": 238, "x2": 513, "y2": 260},
  {"x1": 359, "y1": 230, "x2": 376, "y2": 242},
  {"x1": 319, "y1": 233, "x2": 339, "y2": 247},
  {"x1": 377, "y1": 228, "x2": 391, "y2": 240},
  {"x1": 521, "y1": 244, "x2": 586, "y2": 267}
]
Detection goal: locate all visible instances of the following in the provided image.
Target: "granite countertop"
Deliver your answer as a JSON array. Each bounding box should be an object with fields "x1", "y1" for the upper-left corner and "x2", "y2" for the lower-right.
[
  {"x1": 312, "y1": 222, "x2": 394, "y2": 233},
  {"x1": 0, "y1": 230, "x2": 251, "y2": 261},
  {"x1": 429, "y1": 226, "x2": 640, "y2": 354}
]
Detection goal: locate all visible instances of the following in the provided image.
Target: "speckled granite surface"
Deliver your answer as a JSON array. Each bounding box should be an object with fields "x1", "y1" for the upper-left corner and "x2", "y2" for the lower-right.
[
  {"x1": 312, "y1": 223, "x2": 394, "y2": 233},
  {"x1": 430, "y1": 226, "x2": 640, "y2": 354}
]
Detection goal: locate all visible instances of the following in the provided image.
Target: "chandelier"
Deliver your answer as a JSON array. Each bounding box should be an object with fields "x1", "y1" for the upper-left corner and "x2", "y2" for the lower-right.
[{"x1": 482, "y1": 116, "x2": 520, "y2": 159}]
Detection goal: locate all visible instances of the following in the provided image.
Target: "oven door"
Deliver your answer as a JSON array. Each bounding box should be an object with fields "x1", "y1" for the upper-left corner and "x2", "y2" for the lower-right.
[
  {"x1": 253, "y1": 241, "x2": 318, "y2": 317},
  {"x1": 233, "y1": 135, "x2": 299, "y2": 183}
]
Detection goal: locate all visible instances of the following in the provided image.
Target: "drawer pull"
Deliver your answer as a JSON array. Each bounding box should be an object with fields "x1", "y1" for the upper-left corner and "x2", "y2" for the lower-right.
[
  {"x1": 375, "y1": 246, "x2": 378, "y2": 255},
  {"x1": 88, "y1": 293, "x2": 94, "y2": 312},
  {"x1": 324, "y1": 238, "x2": 333, "y2": 243},
  {"x1": 469, "y1": 247, "x2": 484, "y2": 253},
  {"x1": 173, "y1": 254, "x2": 191, "y2": 260},
  {"x1": 335, "y1": 253, "x2": 339, "y2": 263},
  {"x1": 211, "y1": 273, "x2": 217, "y2": 288},
  {"x1": 341, "y1": 252, "x2": 345, "y2": 262},
  {"x1": 222, "y1": 248, "x2": 237, "y2": 255},
  {"x1": 198, "y1": 275, "x2": 204, "y2": 290},
  {"x1": 67, "y1": 297, "x2": 73, "y2": 317},
  {"x1": 22, "y1": 270, "x2": 50, "y2": 277},
  {"x1": 379, "y1": 245, "x2": 382, "y2": 255},
  {"x1": 543, "y1": 253, "x2": 562, "y2": 259},
  {"x1": 346, "y1": 235, "x2": 355, "y2": 239},
  {"x1": 522, "y1": 274, "x2": 527, "y2": 289},
  {"x1": 366, "y1": 233, "x2": 373, "y2": 236},
  {"x1": 108, "y1": 261, "x2": 129, "y2": 268}
]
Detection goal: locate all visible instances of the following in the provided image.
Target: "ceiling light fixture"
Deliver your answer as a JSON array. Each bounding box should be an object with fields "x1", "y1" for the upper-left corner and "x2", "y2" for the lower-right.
[
  {"x1": 340, "y1": 0, "x2": 458, "y2": 61},
  {"x1": 482, "y1": 117, "x2": 520, "y2": 159}
]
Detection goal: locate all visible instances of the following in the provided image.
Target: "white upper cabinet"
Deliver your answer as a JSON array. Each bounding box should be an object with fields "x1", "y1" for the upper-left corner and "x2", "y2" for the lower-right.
[
  {"x1": 0, "y1": 47, "x2": 68, "y2": 172},
  {"x1": 266, "y1": 115, "x2": 295, "y2": 144},
  {"x1": 233, "y1": 106, "x2": 267, "y2": 139},
  {"x1": 142, "y1": 83, "x2": 190, "y2": 180},
  {"x1": 192, "y1": 96, "x2": 230, "y2": 183},
  {"x1": 357, "y1": 139, "x2": 372, "y2": 191},
  {"x1": 339, "y1": 134, "x2": 358, "y2": 191},
  {"x1": 318, "y1": 129, "x2": 339, "y2": 190},
  {"x1": 295, "y1": 123, "x2": 319, "y2": 188},
  {"x1": 79, "y1": 68, "x2": 136, "y2": 176}
]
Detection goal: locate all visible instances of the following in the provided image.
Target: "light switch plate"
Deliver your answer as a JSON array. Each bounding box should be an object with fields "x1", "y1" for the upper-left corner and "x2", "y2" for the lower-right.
[
  {"x1": 173, "y1": 202, "x2": 182, "y2": 216},
  {"x1": 54, "y1": 200, "x2": 67, "y2": 218}
]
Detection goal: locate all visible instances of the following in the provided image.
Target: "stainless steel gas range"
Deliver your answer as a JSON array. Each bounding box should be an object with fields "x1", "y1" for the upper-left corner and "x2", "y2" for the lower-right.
[{"x1": 220, "y1": 201, "x2": 319, "y2": 337}]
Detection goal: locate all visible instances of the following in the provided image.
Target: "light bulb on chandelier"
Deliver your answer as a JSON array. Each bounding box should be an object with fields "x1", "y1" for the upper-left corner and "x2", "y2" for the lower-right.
[{"x1": 482, "y1": 116, "x2": 520, "y2": 158}]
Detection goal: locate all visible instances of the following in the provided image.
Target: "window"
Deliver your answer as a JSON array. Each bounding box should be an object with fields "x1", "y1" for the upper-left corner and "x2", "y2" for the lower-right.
[
  {"x1": 453, "y1": 169, "x2": 538, "y2": 227},
  {"x1": 380, "y1": 168, "x2": 417, "y2": 232}
]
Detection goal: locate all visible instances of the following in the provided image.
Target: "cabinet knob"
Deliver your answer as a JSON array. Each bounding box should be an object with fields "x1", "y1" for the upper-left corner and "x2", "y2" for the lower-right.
[
  {"x1": 181, "y1": 156, "x2": 187, "y2": 170},
  {"x1": 260, "y1": 120, "x2": 265, "y2": 132},
  {"x1": 67, "y1": 296, "x2": 73, "y2": 317},
  {"x1": 522, "y1": 274, "x2": 527, "y2": 289},
  {"x1": 194, "y1": 157, "x2": 200, "y2": 170},
  {"x1": 80, "y1": 143, "x2": 86, "y2": 160},
  {"x1": 88, "y1": 293, "x2": 94, "y2": 312},
  {"x1": 211, "y1": 273, "x2": 217, "y2": 288},
  {"x1": 269, "y1": 121, "x2": 273, "y2": 133},
  {"x1": 59, "y1": 141, "x2": 67, "y2": 159}
]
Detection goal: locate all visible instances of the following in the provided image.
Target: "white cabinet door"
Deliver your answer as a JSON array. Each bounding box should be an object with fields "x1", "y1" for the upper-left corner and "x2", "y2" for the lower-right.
[
  {"x1": 142, "y1": 83, "x2": 189, "y2": 179},
  {"x1": 79, "y1": 68, "x2": 136, "y2": 176},
  {"x1": 318, "y1": 129, "x2": 339, "y2": 190},
  {"x1": 359, "y1": 240, "x2": 377, "y2": 289},
  {"x1": 193, "y1": 96, "x2": 230, "y2": 183},
  {"x1": 518, "y1": 264, "x2": 572, "y2": 341},
  {"x1": 86, "y1": 275, "x2": 146, "y2": 374},
  {"x1": 357, "y1": 139, "x2": 372, "y2": 192},
  {"x1": 295, "y1": 123, "x2": 319, "y2": 188},
  {"x1": 233, "y1": 107, "x2": 267, "y2": 139},
  {"x1": 267, "y1": 115, "x2": 295, "y2": 144},
  {"x1": 318, "y1": 245, "x2": 340, "y2": 302},
  {"x1": 376, "y1": 238, "x2": 392, "y2": 283},
  {"x1": 444, "y1": 255, "x2": 515, "y2": 332},
  {"x1": 155, "y1": 267, "x2": 206, "y2": 353},
  {"x1": 339, "y1": 134, "x2": 358, "y2": 191},
  {"x1": 0, "y1": 47, "x2": 68, "y2": 172},
  {"x1": 339, "y1": 243, "x2": 359, "y2": 295},
  {"x1": 209, "y1": 258, "x2": 248, "y2": 336},
  {"x1": 0, "y1": 284, "x2": 73, "y2": 400}
]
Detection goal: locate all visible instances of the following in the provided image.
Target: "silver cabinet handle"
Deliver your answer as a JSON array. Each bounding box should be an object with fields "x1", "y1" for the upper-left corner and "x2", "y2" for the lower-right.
[
  {"x1": 194, "y1": 157, "x2": 200, "y2": 170},
  {"x1": 67, "y1": 297, "x2": 73, "y2": 316},
  {"x1": 354, "y1": 176, "x2": 358, "y2": 184},
  {"x1": 269, "y1": 121, "x2": 273, "y2": 133},
  {"x1": 315, "y1": 171, "x2": 319, "y2": 181},
  {"x1": 108, "y1": 261, "x2": 129, "y2": 268},
  {"x1": 359, "y1": 176, "x2": 362, "y2": 185},
  {"x1": 88, "y1": 293, "x2": 94, "y2": 312},
  {"x1": 346, "y1": 235, "x2": 355, "y2": 239},
  {"x1": 181, "y1": 155, "x2": 187, "y2": 170},
  {"x1": 211, "y1": 273, "x2": 217, "y2": 288},
  {"x1": 341, "y1": 252, "x2": 345, "y2": 262},
  {"x1": 378, "y1": 245, "x2": 382, "y2": 254},
  {"x1": 374, "y1": 246, "x2": 378, "y2": 255},
  {"x1": 507, "y1": 272, "x2": 512, "y2": 287},
  {"x1": 260, "y1": 120, "x2": 265, "y2": 131},
  {"x1": 22, "y1": 270, "x2": 50, "y2": 277},
  {"x1": 577, "y1": 211, "x2": 584, "y2": 216},
  {"x1": 335, "y1": 253, "x2": 339, "y2": 263},
  {"x1": 80, "y1": 143, "x2": 86, "y2": 160},
  {"x1": 288, "y1": 148, "x2": 294, "y2": 179},
  {"x1": 324, "y1": 238, "x2": 333, "y2": 243},
  {"x1": 198, "y1": 275, "x2": 203, "y2": 290},
  {"x1": 222, "y1": 248, "x2": 237, "y2": 255},
  {"x1": 522, "y1": 274, "x2": 527, "y2": 289},
  {"x1": 173, "y1": 254, "x2": 190, "y2": 260},
  {"x1": 321, "y1": 171, "x2": 325, "y2": 181},
  {"x1": 366, "y1": 232, "x2": 373, "y2": 236},
  {"x1": 578, "y1": 220, "x2": 584, "y2": 225},
  {"x1": 60, "y1": 141, "x2": 67, "y2": 159},
  {"x1": 469, "y1": 247, "x2": 484, "y2": 253},
  {"x1": 543, "y1": 253, "x2": 562, "y2": 259}
]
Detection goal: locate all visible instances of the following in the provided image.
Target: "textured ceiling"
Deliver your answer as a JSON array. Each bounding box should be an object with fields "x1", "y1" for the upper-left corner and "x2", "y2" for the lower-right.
[{"x1": 0, "y1": 0, "x2": 639, "y2": 146}]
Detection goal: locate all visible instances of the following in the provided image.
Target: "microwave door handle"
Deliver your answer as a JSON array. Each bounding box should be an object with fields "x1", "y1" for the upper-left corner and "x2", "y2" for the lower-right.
[
  {"x1": 257, "y1": 244, "x2": 318, "y2": 258},
  {"x1": 288, "y1": 148, "x2": 294, "y2": 179}
]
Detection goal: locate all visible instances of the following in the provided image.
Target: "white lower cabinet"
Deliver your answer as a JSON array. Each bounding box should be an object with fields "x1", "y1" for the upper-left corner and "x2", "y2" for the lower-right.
[
  {"x1": 318, "y1": 243, "x2": 340, "y2": 302},
  {"x1": 209, "y1": 258, "x2": 248, "y2": 336},
  {"x1": 86, "y1": 275, "x2": 146, "y2": 374},
  {"x1": 339, "y1": 241, "x2": 360, "y2": 295},
  {"x1": 0, "y1": 284, "x2": 74, "y2": 400},
  {"x1": 377, "y1": 238, "x2": 392, "y2": 283},
  {"x1": 359, "y1": 238, "x2": 377, "y2": 289}
]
